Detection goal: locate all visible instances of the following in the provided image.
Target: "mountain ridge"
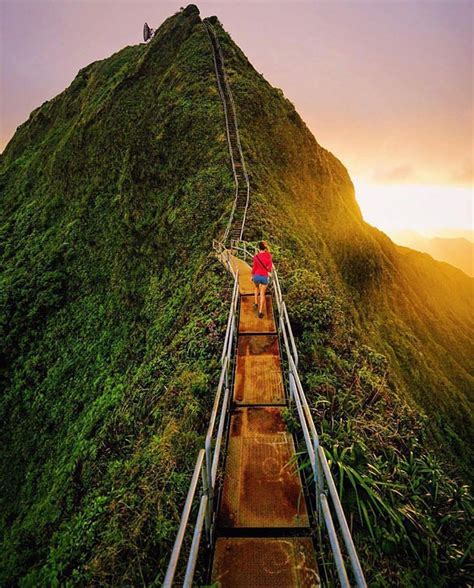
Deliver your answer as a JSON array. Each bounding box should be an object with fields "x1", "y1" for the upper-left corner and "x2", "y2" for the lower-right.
[{"x1": 390, "y1": 230, "x2": 474, "y2": 276}]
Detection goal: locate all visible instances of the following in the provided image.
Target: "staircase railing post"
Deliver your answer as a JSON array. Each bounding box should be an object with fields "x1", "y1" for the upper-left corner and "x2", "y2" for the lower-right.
[
  {"x1": 288, "y1": 370, "x2": 295, "y2": 404},
  {"x1": 313, "y1": 436, "x2": 322, "y2": 523},
  {"x1": 201, "y1": 461, "x2": 211, "y2": 542}
]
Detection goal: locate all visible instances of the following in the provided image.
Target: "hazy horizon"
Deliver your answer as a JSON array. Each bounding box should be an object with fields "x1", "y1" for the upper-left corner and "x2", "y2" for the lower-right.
[
  {"x1": 1, "y1": 0, "x2": 472, "y2": 236},
  {"x1": 389, "y1": 227, "x2": 473, "y2": 241}
]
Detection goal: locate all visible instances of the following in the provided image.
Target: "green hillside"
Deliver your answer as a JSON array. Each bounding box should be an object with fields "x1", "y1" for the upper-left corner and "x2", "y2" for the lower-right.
[
  {"x1": 1, "y1": 6, "x2": 234, "y2": 585},
  {"x1": 1, "y1": 5, "x2": 472, "y2": 586}
]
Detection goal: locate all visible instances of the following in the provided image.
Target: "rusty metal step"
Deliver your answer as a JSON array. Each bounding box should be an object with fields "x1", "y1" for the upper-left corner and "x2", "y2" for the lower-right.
[
  {"x1": 226, "y1": 254, "x2": 254, "y2": 294},
  {"x1": 239, "y1": 295, "x2": 276, "y2": 334},
  {"x1": 212, "y1": 537, "x2": 320, "y2": 587},
  {"x1": 218, "y1": 407, "x2": 309, "y2": 529},
  {"x1": 234, "y1": 336, "x2": 285, "y2": 405}
]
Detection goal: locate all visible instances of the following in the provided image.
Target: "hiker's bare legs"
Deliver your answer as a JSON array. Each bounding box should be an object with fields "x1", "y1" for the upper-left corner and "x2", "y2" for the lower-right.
[
  {"x1": 258, "y1": 284, "x2": 267, "y2": 315},
  {"x1": 254, "y1": 283, "x2": 259, "y2": 307}
]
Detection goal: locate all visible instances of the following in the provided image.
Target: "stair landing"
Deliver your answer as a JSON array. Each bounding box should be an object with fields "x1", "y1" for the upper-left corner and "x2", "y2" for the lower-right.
[
  {"x1": 239, "y1": 295, "x2": 276, "y2": 334},
  {"x1": 234, "y1": 335, "x2": 285, "y2": 405}
]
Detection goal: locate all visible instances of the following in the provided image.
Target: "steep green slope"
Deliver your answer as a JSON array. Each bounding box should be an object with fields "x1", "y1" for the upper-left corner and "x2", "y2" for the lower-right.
[
  {"x1": 1, "y1": 5, "x2": 472, "y2": 587},
  {"x1": 208, "y1": 18, "x2": 473, "y2": 460},
  {"x1": 0, "y1": 6, "x2": 234, "y2": 585},
  {"x1": 209, "y1": 18, "x2": 473, "y2": 585}
]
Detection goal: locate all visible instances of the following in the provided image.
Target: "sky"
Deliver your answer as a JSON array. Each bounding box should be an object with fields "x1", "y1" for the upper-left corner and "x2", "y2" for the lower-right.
[{"x1": 1, "y1": 0, "x2": 472, "y2": 236}]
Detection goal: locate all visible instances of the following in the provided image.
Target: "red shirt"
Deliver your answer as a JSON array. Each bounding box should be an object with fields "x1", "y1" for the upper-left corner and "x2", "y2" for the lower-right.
[{"x1": 252, "y1": 251, "x2": 272, "y2": 277}]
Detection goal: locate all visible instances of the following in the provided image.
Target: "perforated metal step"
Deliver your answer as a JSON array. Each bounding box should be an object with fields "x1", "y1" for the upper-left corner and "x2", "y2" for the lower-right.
[
  {"x1": 218, "y1": 407, "x2": 309, "y2": 529},
  {"x1": 212, "y1": 537, "x2": 320, "y2": 587},
  {"x1": 234, "y1": 336, "x2": 285, "y2": 405}
]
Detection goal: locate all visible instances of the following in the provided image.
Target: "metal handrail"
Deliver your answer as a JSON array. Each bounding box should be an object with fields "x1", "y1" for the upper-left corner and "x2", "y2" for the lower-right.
[
  {"x1": 211, "y1": 26, "x2": 250, "y2": 241},
  {"x1": 204, "y1": 20, "x2": 250, "y2": 244},
  {"x1": 162, "y1": 264, "x2": 239, "y2": 587},
  {"x1": 223, "y1": 241, "x2": 367, "y2": 588},
  {"x1": 163, "y1": 449, "x2": 205, "y2": 587}
]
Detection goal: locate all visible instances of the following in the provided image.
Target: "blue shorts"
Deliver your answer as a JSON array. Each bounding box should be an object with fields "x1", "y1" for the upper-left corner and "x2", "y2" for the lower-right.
[{"x1": 252, "y1": 274, "x2": 269, "y2": 286}]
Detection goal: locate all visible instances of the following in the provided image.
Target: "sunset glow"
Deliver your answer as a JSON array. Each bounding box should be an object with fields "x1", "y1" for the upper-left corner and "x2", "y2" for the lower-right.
[{"x1": 354, "y1": 180, "x2": 473, "y2": 235}]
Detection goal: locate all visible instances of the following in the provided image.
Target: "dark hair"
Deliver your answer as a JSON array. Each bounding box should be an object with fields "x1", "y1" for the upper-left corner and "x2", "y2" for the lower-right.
[{"x1": 259, "y1": 240, "x2": 268, "y2": 251}]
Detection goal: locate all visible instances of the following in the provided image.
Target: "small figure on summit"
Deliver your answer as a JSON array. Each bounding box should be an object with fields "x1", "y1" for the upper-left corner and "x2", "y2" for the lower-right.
[{"x1": 252, "y1": 241, "x2": 273, "y2": 319}]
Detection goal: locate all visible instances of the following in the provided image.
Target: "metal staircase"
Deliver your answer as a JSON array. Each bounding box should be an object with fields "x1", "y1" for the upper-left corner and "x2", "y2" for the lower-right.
[
  {"x1": 203, "y1": 19, "x2": 250, "y2": 245},
  {"x1": 162, "y1": 18, "x2": 367, "y2": 588}
]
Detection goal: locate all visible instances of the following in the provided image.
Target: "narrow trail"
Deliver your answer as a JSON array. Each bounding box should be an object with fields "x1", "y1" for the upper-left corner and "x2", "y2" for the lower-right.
[{"x1": 211, "y1": 255, "x2": 320, "y2": 586}]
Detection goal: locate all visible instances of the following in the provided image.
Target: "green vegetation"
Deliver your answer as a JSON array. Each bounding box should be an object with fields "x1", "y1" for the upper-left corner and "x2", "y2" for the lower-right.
[
  {"x1": 1, "y1": 5, "x2": 472, "y2": 587},
  {"x1": 1, "y1": 6, "x2": 235, "y2": 585},
  {"x1": 285, "y1": 270, "x2": 472, "y2": 585}
]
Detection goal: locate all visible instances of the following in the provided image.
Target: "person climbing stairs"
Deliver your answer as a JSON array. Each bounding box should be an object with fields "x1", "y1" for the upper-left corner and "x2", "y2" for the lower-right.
[{"x1": 211, "y1": 253, "x2": 320, "y2": 587}]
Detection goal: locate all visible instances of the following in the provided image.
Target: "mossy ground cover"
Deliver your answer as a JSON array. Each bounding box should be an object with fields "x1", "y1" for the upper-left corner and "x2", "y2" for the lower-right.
[{"x1": 283, "y1": 270, "x2": 472, "y2": 586}]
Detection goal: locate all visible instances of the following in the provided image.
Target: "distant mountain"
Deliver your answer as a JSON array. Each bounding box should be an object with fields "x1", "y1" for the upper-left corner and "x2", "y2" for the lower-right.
[
  {"x1": 428, "y1": 228, "x2": 473, "y2": 241},
  {"x1": 390, "y1": 230, "x2": 474, "y2": 276}
]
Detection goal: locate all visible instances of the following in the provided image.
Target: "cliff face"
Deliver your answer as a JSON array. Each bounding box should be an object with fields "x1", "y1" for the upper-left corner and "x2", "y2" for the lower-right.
[{"x1": 1, "y1": 5, "x2": 472, "y2": 587}]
